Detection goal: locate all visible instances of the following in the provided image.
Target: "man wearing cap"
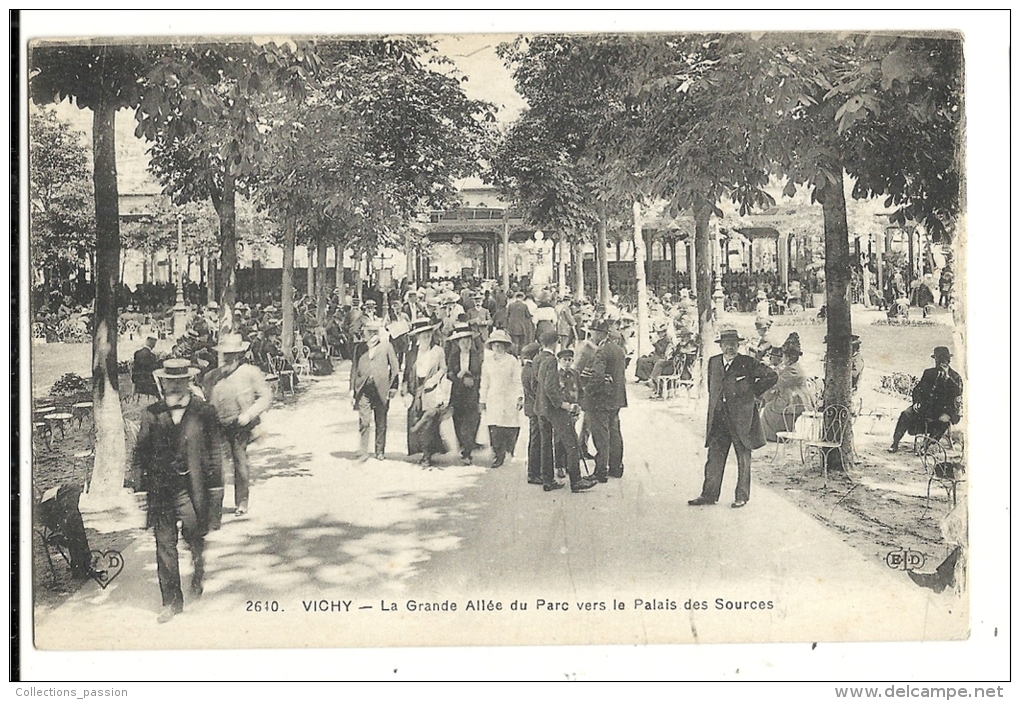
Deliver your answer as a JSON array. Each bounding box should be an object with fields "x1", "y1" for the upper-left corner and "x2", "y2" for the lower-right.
[
  {"x1": 350, "y1": 320, "x2": 401, "y2": 461},
  {"x1": 888, "y1": 346, "x2": 963, "y2": 453},
  {"x1": 204, "y1": 334, "x2": 273, "y2": 517},
  {"x1": 132, "y1": 335, "x2": 161, "y2": 401},
  {"x1": 752, "y1": 318, "x2": 777, "y2": 362},
  {"x1": 506, "y1": 291, "x2": 534, "y2": 353},
  {"x1": 580, "y1": 319, "x2": 628, "y2": 482},
  {"x1": 689, "y1": 327, "x2": 778, "y2": 508},
  {"x1": 134, "y1": 359, "x2": 221, "y2": 623},
  {"x1": 536, "y1": 330, "x2": 597, "y2": 493}
]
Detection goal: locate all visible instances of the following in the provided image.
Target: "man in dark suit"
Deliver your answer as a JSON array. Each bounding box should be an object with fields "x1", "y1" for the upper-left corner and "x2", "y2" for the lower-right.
[
  {"x1": 132, "y1": 335, "x2": 160, "y2": 400},
  {"x1": 888, "y1": 346, "x2": 963, "y2": 452},
  {"x1": 520, "y1": 342, "x2": 544, "y2": 485},
  {"x1": 689, "y1": 327, "x2": 778, "y2": 508},
  {"x1": 535, "y1": 330, "x2": 597, "y2": 493},
  {"x1": 134, "y1": 359, "x2": 221, "y2": 623},
  {"x1": 581, "y1": 319, "x2": 629, "y2": 482},
  {"x1": 350, "y1": 321, "x2": 400, "y2": 461},
  {"x1": 506, "y1": 292, "x2": 535, "y2": 353}
]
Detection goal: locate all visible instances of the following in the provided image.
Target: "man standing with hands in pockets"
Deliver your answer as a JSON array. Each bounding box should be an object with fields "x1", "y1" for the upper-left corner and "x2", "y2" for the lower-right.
[
  {"x1": 350, "y1": 320, "x2": 401, "y2": 462},
  {"x1": 689, "y1": 326, "x2": 777, "y2": 509}
]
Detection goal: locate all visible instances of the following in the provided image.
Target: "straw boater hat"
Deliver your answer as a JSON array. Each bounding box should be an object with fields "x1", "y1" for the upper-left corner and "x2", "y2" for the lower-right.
[
  {"x1": 757, "y1": 290, "x2": 767, "y2": 300},
  {"x1": 448, "y1": 323, "x2": 475, "y2": 341},
  {"x1": 715, "y1": 327, "x2": 744, "y2": 343},
  {"x1": 264, "y1": 305, "x2": 277, "y2": 313},
  {"x1": 207, "y1": 301, "x2": 219, "y2": 310},
  {"x1": 213, "y1": 333, "x2": 251, "y2": 354},
  {"x1": 485, "y1": 329, "x2": 513, "y2": 347},
  {"x1": 407, "y1": 319, "x2": 439, "y2": 337},
  {"x1": 153, "y1": 357, "x2": 200, "y2": 381}
]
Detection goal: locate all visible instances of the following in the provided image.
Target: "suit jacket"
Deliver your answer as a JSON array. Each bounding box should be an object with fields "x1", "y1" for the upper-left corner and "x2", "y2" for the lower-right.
[
  {"x1": 912, "y1": 366, "x2": 963, "y2": 423},
  {"x1": 532, "y1": 349, "x2": 558, "y2": 417},
  {"x1": 135, "y1": 396, "x2": 220, "y2": 532},
  {"x1": 536, "y1": 351, "x2": 568, "y2": 417},
  {"x1": 447, "y1": 345, "x2": 483, "y2": 408},
  {"x1": 506, "y1": 300, "x2": 534, "y2": 341},
  {"x1": 521, "y1": 360, "x2": 538, "y2": 418},
  {"x1": 351, "y1": 340, "x2": 400, "y2": 401},
  {"x1": 580, "y1": 339, "x2": 628, "y2": 412},
  {"x1": 705, "y1": 353, "x2": 778, "y2": 450}
]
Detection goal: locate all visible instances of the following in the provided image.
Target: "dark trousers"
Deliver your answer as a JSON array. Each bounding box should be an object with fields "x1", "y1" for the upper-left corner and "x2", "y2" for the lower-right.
[
  {"x1": 701, "y1": 418, "x2": 752, "y2": 503},
  {"x1": 357, "y1": 385, "x2": 389, "y2": 456},
  {"x1": 223, "y1": 425, "x2": 253, "y2": 508},
  {"x1": 537, "y1": 416, "x2": 556, "y2": 485},
  {"x1": 892, "y1": 407, "x2": 948, "y2": 447},
  {"x1": 588, "y1": 409, "x2": 624, "y2": 479},
  {"x1": 488, "y1": 425, "x2": 520, "y2": 461},
  {"x1": 548, "y1": 409, "x2": 583, "y2": 486},
  {"x1": 578, "y1": 413, "x2": 593, "y2": 455},
  {"x1": 152, "y1": 490, "x2": 204, "y2": 611},
  {"x1": 453, "y1": 404, "x2": 481, "y2": 458},
  {"x1": 527, "y1": 415, "x2": 542, "y2": 481}
]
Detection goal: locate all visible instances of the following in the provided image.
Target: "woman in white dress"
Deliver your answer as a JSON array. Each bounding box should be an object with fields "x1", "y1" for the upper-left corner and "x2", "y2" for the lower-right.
[
  {"x1": 479, "y1": 330, "x2": 523, "y2": 468},
  {"x1": 406, "y1": 319, "x2": 448, "y2": 466}
]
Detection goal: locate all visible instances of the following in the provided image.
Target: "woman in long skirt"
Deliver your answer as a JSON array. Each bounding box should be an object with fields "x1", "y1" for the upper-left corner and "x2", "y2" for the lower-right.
[
  {"x1": 479, "y1": 330, "x2": 522, "y2": 468},
  {"x1": 447, "y1": 323, "x2": 483, "y2": 465},
  {"x1": 406, "y1": 319, "x2": 448, "y2": 466}
]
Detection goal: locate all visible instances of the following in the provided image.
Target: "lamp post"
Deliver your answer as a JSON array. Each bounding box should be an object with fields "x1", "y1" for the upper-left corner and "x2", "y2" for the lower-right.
[{"x1": 173, "y1": 212, "x2": 191, "y2": 338}]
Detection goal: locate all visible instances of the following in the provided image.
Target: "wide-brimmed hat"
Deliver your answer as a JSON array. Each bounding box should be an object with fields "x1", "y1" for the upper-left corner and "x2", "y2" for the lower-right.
[
  {"x1": 932, "y1": 346, "x2": 952, "y2": 361},
  {"x1": 715, "y1": 327, "x2": 744, "y2": 344},
  {"x1": 206, "y1": 301, "x2": 220, "y2": 310},
  {"x1": 589, "y1": 318, "x2": 612, "y2": 333},
  {"x1": 781, "y1": 333, "x2": 803, "y2": 358},
  {"x1": 486, "y1": 329, "x2": 513, "y2": 347},
  {"x1": 153, "y1": 358, "x2": 200, "y2": 380},
  {"x1": 213, "y1": 333, "x2": 251, "y2": 354},
  {"x1": 448, "y1": 323, "x2": 475, "y2": 341},
  {"x1": 263, "y1": 305, "x2": 277, "y2": 313},
  {"x1": 363, "y1": 299, "x2": 377, "y2": 307},
  {"x1": 755, "y1": 317, "x2": 773, "y2": 329},
  {"x1": 407, "y1": 319, "x2": 439, "y2": 337},
  {"x1": 234, "y1": 302, "x2": 244, "y2": 310}
]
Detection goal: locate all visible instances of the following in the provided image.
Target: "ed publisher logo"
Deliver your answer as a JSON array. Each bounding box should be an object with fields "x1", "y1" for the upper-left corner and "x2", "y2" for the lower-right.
[{"x1": 885, "y1": 549, "x2": 925, "y2": 572}]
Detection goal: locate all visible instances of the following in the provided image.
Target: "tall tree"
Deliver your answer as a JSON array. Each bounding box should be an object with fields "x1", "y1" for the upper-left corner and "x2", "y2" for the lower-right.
[
  {"x1": 28, "y1": 107, "x2": 95, "y2": 297},
  {"x1": 30, "y1": 41, "x2": 150, "y2": 501},
  {"x1": 137, "y1": 38, "x2": 322, "y2": 334}
]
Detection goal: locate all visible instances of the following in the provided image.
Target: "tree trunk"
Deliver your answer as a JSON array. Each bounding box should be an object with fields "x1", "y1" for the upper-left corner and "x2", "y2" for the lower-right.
[
  {"x1": 598, "y1": 220, "x2": 610, "y2": 306},
  {"x1": 557, "y1": 237, "x2": 568, "y2": 299},
  {"x1": 632, "y1": 202, "x2": 649, "y2": 360},
  {"x1": 404, "y1": 230, "x2": 415, "y2": 287},
  {"x1": 281, "y1": 215, "x2": 296, "y2": 363},
  {"x1": 817, "y1": 172, "x2": 854, "y2": 472},
  {"x1": 353, "y1": 251, "x2": 362, "y2": 302},
  {"x1": 306, "y1": 245, "x2": 315, "y2": 297},
  {"x1": 212, "y1": 172, "x2": 237, "y2": 334},
  {"x1": 87, "y1": 98, "x2": 127, "y2": 500},
  {"x1": 693, "y1": 200, "x2": 716, "y2": 396},
  {"x1": 573, "y1": 240, "x2": 584, "y2": 301},
  {"x1": 316, "y1": 235, "x2": 328, "y2": 325}
]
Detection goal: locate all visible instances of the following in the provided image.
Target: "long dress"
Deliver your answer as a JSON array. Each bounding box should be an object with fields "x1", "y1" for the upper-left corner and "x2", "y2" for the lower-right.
[
  {"x1": 760, "y1": 361, "x2": 815, "y2": 442},
  {"x1": 480, "y1": 352, "x2": 523, "y2": 459},
  {"x1": 407, "y1": 344, "x2": 447, "y2": 457}
]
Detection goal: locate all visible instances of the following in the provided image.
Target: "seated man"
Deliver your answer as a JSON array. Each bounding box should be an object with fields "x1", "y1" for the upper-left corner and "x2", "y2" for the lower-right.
[
  {"x1": 636, "y1": 325, "x2": 670, "y2": 383},
  {"x1": 888, "y1": 346, "x2": 963, "y2": 453}
]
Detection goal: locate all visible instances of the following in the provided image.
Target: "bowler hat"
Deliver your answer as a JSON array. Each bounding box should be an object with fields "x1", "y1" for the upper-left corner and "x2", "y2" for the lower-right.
[
  {"x1": 153, "y1": 358, "x2": 200, "y2": 380},
  {"x1": 932, "y1": 346, "x2": 952, "y2": 361},
  {"x1": 715, "y1": 327, "x2": 744, "y2": 343}
]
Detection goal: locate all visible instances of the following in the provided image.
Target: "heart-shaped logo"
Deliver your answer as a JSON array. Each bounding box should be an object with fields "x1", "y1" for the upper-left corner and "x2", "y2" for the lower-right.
[{"x1": 89, "y1": 549, "x2": 124, "y2": 589}]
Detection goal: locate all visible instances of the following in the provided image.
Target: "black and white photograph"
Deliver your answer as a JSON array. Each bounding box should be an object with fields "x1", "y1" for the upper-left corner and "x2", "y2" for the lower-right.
[{"x1": 13, "y1": 9, "x2": 1010, "y2": 683}]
